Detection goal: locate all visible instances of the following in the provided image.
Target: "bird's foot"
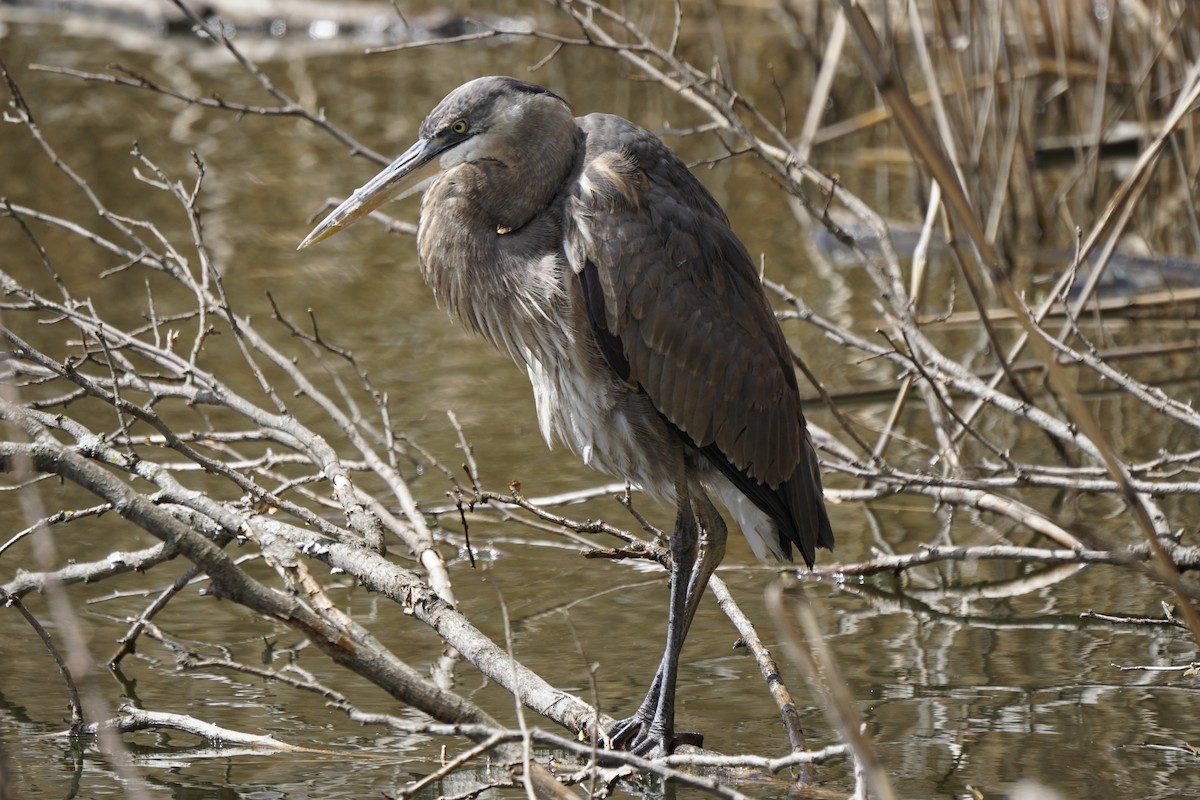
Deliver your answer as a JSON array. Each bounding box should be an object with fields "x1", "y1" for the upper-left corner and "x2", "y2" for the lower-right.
[
  {"x1": 605, "y1": 715, "x2": 703, "y2": 757},
  {"x1": 605, "y1": 713, "x2": 651, "y2": 753}
]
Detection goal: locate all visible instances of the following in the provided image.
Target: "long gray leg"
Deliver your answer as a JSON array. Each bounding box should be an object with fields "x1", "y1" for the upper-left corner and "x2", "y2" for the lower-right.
[
  {"x1": 682, "y1": 489, "x2": 727, "y2": 631},
  {"x1": 608, "y1": 480, "x2": 727, "y2": 756},
  {"x1": 607, "y1": 471, "x2": 699, "y2": 755}
]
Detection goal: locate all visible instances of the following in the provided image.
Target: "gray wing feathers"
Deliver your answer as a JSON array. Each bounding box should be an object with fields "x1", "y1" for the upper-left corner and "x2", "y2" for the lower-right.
[{"x1": 569, "y1": 113, "x2": 803, "y2": 488}]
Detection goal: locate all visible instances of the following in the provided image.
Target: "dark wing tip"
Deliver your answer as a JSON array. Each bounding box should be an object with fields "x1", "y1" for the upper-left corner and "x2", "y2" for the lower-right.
[
  {"x1": 701, "y1": 436, "x2": 833, "y2": 568},
  {"x1": 779, "y1": 431, "x2": 834, "y2": 567}
]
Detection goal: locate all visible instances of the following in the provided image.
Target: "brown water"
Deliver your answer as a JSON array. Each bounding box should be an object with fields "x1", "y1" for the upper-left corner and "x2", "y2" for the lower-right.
[{"x1": 2, "y1": 3, "x2": 1199, "y2": 799}]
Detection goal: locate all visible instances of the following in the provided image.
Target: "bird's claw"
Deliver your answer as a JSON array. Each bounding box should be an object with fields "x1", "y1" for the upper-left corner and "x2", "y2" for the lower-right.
[
  {"x1": 604, "y1": 714, "x2": 648, "y2": 752},
  {"x1": 605, "y1": 716, "x2": 703, "y2": 757}
]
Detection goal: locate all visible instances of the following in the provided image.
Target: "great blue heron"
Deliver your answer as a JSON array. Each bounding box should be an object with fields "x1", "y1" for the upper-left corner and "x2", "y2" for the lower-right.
[{"x1": 300, "y1": 76, "x2": 833, "y2": 756}]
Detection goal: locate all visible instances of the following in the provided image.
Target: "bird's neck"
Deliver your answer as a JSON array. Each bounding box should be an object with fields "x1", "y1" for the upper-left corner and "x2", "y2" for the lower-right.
[
  {"x1": 456, "y1": 121, "x2": 582, "y2": 233},
  {"x1": 416, "y1": 122, "x2": 581, "y2": 349}
]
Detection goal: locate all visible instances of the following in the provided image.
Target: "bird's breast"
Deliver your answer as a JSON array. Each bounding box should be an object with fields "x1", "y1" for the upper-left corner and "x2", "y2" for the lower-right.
[
  {"x1": 515, "y1": 279, "x2": 683, "y2": 501},
  {"x1": 416, "y1": 174, "x2": 681, "y2": 499}
]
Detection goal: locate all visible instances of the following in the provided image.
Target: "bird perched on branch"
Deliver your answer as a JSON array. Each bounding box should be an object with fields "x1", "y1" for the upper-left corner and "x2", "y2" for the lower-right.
[{"x1": 300, "y1": 76, "x2": 833, "y2": 756}]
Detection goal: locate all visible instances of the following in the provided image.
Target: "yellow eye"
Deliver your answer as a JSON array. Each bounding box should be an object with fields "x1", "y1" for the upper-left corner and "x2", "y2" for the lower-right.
[{"x1": 450, "y1": 119, "x2": 469, "y2": 134}]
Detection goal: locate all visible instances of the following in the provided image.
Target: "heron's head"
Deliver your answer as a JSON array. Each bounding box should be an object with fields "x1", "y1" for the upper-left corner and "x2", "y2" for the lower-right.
[{"x1": 299, "y1": 76, "x2": 573, "y2": 249}]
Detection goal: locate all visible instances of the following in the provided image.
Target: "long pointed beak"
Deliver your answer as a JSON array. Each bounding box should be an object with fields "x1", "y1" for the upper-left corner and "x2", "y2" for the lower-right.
[{"x1": 298, "y1": 137, "x2": 443, "y2": 249}]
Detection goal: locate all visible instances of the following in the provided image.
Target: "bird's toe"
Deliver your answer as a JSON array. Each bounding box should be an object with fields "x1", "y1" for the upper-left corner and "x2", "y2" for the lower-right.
[
  {"x1": 628, "y1": 728, "x2": 672, "y2": 759},
  {"x1": 605, "y1": 714, "x2": 650, "y2": 751},
  {"x1": 604, "y1": 716, "x2": 703, "y2": 757}
]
